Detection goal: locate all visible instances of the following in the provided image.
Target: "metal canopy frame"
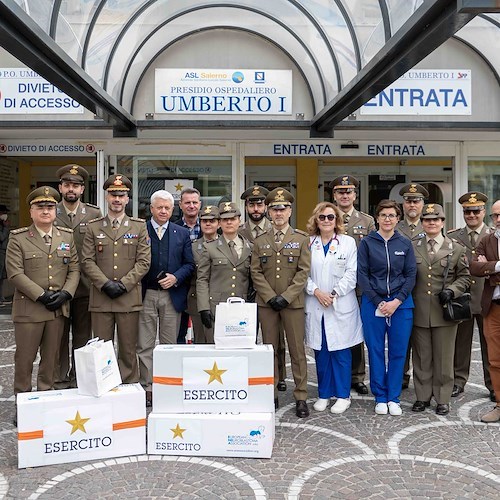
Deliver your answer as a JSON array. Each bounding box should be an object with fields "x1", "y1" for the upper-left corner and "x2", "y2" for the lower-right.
[
  {"x1": 310, "y1": 0, "x2": 480, "y2": 137},
  {"x1": 0, "y1": 0, "x2": 136, "y2": 135}
]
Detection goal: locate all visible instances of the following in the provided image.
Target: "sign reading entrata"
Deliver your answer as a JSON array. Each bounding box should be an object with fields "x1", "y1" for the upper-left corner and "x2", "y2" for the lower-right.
[
  {"x1": 0, "y1": 68, "x2": 84, "y2": 114},
  {"x1": 155, "y1": 69, "x2": 292, "y2": 115},
  {"x1": 361, "y1": 70, "x2": 471, "y2": 115}
]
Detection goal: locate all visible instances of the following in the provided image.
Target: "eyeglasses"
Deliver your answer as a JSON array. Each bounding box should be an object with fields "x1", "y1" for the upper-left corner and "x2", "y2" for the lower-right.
[
  {"x1": 379, "y1": 213, "x2": 397, "y2": 220},
  {"x1": 490, "y1": 213, "x2": 500, "y2": 220},
  {"x1": 463, "y1": 209, "x2": 483, "y2": 215},
  {"x1": 318, "y1": 214, "x2": 336, "y2": 221}
]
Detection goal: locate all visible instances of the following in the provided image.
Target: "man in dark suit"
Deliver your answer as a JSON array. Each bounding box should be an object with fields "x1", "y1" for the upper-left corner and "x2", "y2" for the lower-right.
[
  {"x1": 54, "y1": 164, "x2": 102, "y2": 388},
  {"x1": 138, "y1": 189, "x2": 194, "y2": 406},
  {"x1": 470, "y1": 199, "x2": 500, "y2": 423},
  {"x1": 448, "y1": 191, "x2": 493, "y2": 401}
]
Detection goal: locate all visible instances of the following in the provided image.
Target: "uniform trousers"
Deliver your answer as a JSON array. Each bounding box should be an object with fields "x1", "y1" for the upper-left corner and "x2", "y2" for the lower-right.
[
  {"x1": 14, "y1": 316, "x2": 65, "y2": 394},
  {"x1": 412, "y1": 325, "x2": 458, "y2": 404},
  {"x1": 351, "y1": 293, "x2": 366, "y2": 384},
  {"x1": 91, "y1": 311, "x2": 140, "y2": 384},
  {"x1": 361, "y1": 297, "x2": 413, "y2": 403},
  {"x1": 259, "y1": 306, "x2": 307, "y2": 400},
  {"x1": 454, "y1": 314, "x2": 492, "y2": 390},
  {"x1": 55, "y1": 295, "x2": 92, "y2": 386},
  {"x1": 314, "y1": 318, "x2": 351, "y2": 399},
  {"x1": 483, "y1": 302, "x2": 500, "y2": 403},
  {"x1": 192, "y1": 312, "x2": 212, "y2": 344},
  {"x1": 138, "y1": 289, "x2": 181, "y2": 391},
  {"x1": 257, "y1": 307, "x2": 286, "y2": 380}
]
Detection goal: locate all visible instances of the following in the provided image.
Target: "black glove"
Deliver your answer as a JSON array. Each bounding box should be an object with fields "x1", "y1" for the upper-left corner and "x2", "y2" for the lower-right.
[
  {"x1": 37, "y1": 290, "x2": 57, "y2": 305},
  {"x1": 45, "y1": 290, "x2": 73, "y2": 311},
  {"x1": 200, "y1": 310, "x2": 214, "y2": 329},
  {"x1": 268, "y1": 295, "x2": 289, "y2": 311},
  {"x1": 438, "y1": 289, "x2": 454, "y2": 305},
  {"x1": 101, "y1": 280, "x2": 127, "y2": 299}
]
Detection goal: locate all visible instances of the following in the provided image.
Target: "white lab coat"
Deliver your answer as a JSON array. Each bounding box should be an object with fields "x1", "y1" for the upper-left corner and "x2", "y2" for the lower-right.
[{"x1": 305, "y1": 233, "x2": 363, "y2": 351}]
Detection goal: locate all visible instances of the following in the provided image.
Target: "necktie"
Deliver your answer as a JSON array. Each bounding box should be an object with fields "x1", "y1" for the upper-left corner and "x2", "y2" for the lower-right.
[
  {"x1": 228, "y1": 240, "x2": 238, "y2": 261},
  {"x1": 410, "y1": 224, "x2": 416, "y2": 232},
  {"x1": 470, "y1": 231, "x2": 477, "y2": 247},
  {"x1": 43, "y1": 234, "x2": 51, "y2": 246},
  {"x1": 254, "y1": 225, "x2": 261, "y2": 239},
  {"x1": 157, "y1": 226, "x2": 163, "y2": 240},
  {"x1": 68, "y1": 213, "x2": 75, "y2": 224},
  {"x1": 343, "y1": 214, "x2": 350, "y2": 225},
  {"x1": 275, "y1": 230, "x2": 283, "y2": 243},
  {"x1": 112, "y1": 218, "x2": 119, "y2": 230},
  {"x1": 428, "y1": 239, "x2": 436, "y2": 254}
]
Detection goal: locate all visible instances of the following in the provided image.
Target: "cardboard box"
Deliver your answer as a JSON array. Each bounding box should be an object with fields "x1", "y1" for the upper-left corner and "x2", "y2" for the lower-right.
[
  {"x1": 148, "y1": 412, "x2": 274, "y2": 458},
  {"x1": 17, "y1": 384, "x2": 146, "y2": 468},
  {"x1": 152, "y1": 344, "x2": 274, "y2": 413}
]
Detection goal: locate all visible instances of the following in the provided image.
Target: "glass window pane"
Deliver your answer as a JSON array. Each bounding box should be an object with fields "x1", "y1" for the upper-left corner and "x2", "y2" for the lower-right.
[
  {"x1": 14, "y1": 0, "x2": 53, "y2": 33},
  {"x1": 468, "y1": 158, "x2": 500, "y2": 215}
]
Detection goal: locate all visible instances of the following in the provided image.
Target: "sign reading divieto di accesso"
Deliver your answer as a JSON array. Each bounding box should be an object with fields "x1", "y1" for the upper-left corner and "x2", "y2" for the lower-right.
[
  {"x1": 155, "y1": 69, "x2": 292, "y2": 115},
  {"x1": 0, "y1": 68, "x2": 84, "y2": 114}
]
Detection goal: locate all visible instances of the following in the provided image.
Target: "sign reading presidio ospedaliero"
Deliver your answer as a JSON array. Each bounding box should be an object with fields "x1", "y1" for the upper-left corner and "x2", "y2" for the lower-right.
[{"x1": 155, "y1": 69, "x2": 292, "y2": 115}]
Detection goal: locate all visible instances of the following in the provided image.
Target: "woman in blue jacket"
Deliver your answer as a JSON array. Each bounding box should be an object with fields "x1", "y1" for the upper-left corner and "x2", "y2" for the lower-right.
[{"x1": 358, "y1": 200, "x2": 417, "y2": 416}]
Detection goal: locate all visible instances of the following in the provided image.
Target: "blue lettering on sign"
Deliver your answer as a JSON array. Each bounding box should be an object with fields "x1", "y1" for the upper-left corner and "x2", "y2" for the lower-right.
[
  {"x1": 273, "y1": 144, "x2": 332, "y2": 155},
  {"x1": 365, "y1": 88, "x2": 468, "y2": 108},
  {"x1": 160, "y1": 95, "x2": 286, "y2": 113},
  {"x1": 367, "y1": 145, "x2": 425, "y2": 156}
]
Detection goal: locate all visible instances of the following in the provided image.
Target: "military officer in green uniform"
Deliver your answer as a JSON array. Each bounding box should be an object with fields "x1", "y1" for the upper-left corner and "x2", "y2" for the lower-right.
[
  {"x1": 6, "y1": 186, "x2": 80, "y2": 396},
  {"x1": 197, "y1": 201, "x2": 253, "y2": 335},
  {"x1": 251, "y1": 187, "x2": 311, "y2": 417},
  {"x1": 54, "y1": 164, "x2": 102, "y2": 388},
  {"x1": 189, "y1": 205, "x2": 220, "y2": 343},
  {"x1": 81, "y1": 174, "x2": 151, "y2": 383},
  {"x1": 448, "y1": 191, "x2": 494, "y2": 401},
  {"x1": 330, "y1": 175, "x2": 375, "y2": 395},
  {"x1": 239, "y1": 186, "x2": 288, "y2": 391}
]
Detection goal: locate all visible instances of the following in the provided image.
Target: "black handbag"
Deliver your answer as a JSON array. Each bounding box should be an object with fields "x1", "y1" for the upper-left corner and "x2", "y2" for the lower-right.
[{"x1": 441, "y1": 254, "x2": 472, "y2": 323}]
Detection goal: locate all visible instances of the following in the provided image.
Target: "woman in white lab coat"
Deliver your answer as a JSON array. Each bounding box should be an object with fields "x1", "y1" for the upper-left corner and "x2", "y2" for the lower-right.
[{"x1": 305, "y1": 202, "x2": 363, "y2": 414}]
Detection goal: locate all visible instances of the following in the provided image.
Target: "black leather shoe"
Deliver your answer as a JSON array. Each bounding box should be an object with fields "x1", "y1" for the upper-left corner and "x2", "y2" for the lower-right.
[
  {"x1": 451, "y1": 385, "x2": 464, "y2": 397},
  {"x1": 412, "y1": 400, "x2": 430, "y2": 412},
  {"x1": 436, "y1": 403, "x2": 449, "y2": 415},
  {"x1": 274, "y1": 398, "x2": 279, "y2": 410},
  {"x1": 277, "y1": 380, "x2": 287, "y2": 392},
  {"x1": 489, "y1": 390, "x2": 496, "y2": 402},
  {"x1": 146, "y1": 392, "x2": 152, "y2": 408},
  {"x1": 295, "y1": 400, "x2": 309, "y2": 418},
  {"x1": 351, "y1": 382, "x2": 368, "y2": 395}
]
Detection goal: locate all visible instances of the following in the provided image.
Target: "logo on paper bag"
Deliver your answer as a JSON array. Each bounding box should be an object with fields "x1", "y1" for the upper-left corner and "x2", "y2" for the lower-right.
[
  {"x1": 227, "y1": 425, "x2": 267, "y2": 447},
  {"x1": 154, "y1": 420, "x2": 202, "y2": 452},
  {"x1": 182, "y1": 357, "x2": 249, "y2": 404}
]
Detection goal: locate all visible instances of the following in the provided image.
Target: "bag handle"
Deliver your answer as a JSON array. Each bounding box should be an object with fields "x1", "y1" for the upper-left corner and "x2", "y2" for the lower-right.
[{"x1": 226, "y1": 297, "x2": 245, "y2": 304}]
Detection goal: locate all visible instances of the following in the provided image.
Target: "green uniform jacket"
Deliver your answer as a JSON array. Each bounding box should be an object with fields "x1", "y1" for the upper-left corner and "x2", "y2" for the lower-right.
[
  {"x1": 6, "y1": 225, "x2": 80, "y2": 322},
  {"x1": 251, "y1": 226, "x2": 311, "y2": 308},
  {"x1": 81, "y1": 215, "x2": 151, "y2": 312},
  {"x1": 344, "y1": 210, "x2": 375, "y2": 245}
]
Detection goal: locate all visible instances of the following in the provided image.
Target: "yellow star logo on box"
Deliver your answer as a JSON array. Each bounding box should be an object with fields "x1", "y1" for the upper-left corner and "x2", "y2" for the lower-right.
[
  {"x1": 170, "y1": 423, "x2": 186, "y2": 439},
  {"x1": 174, "y1": 182, "x2": 184, "y2": 191},
  {"x1": 66, "y1": 410, "x2": 90, "y2": 435},
  {"x1": 204, "y1": 361, "x2": 227, "y2": 384}
]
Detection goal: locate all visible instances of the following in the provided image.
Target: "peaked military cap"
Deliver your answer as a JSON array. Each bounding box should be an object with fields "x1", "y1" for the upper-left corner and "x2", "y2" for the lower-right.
[
  {"x1": 329, "y1": 175, "x2": 359, "y2": 190},
  {"x1": 421, "y1": 203, "x2": 445, "y2": 220},
  {"x1": 240, "y1": 185, "x2": 269, "y2": 201},
  {"x1": 200, "y1": 205, "x2": 220, "y2": 220},
  {"x1": 219, "y1": 201, "x2": 241, "y2": 218},
  {"x1": 103, "y1": 174, "x2": 132, "y2": 193},
  {"x1": 458, "y1": 191, "x2": 488, "y2": 209},
  {"x1": 266, "y1": 188, "x2": 294, "y2": 208},
  {"x1": 399, "y1": 183, "x2": 429, "y2": 200},
  {"x1": 27, "y1": 186, "x2": 60, "y2": 205},
  {"x1": 56, "y1": 164, "x2": 89, "y2": 184}
]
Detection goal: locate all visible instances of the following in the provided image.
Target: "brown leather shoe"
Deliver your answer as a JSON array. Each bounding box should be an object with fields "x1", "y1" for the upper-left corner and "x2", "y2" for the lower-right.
[
  {"x1": 295, "y1": 400, "x2": 309, "y2": 418},
  {"x1": 481, "y1": 406, "x2": 500, "y2": 423}
]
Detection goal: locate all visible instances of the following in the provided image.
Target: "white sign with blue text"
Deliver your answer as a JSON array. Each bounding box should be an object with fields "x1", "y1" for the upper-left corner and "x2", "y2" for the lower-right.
[
  {"x1": 155, "y1": 69, "x2": 292, "y2": 115},
  {"x1": 0, "y1": 68, "x2": 84, "y2": 114},
  {"x1": 360, "y1": 69, "x2": 471, "y2": 115}
]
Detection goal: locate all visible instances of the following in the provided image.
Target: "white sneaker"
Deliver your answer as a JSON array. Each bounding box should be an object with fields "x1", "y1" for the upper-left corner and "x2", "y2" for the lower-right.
[
  {"x1": 375, "y1": 402, "x2": 388, "y2": 415},
  {"x1": 313, "y1": 398, "x2": 329, "y2": 411},
  {"x1": 330, "y1": 398, "x2": 351, "y2": 414},
  {"x1": 388, "y1": 401, "x2": 402, "y2": 416}
]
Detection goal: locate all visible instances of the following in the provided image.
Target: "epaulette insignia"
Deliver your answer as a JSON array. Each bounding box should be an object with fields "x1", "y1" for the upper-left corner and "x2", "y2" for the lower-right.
[
  {"x1": 85, "y1": 203, "x2": 100, "y2": 209},
  {"x1": 293, "y1": 228, "x2": 309, "y2": 237},
  {"x1": 58, "y1": 227, "x2": 74, "y2": 233},
  {"x1": 130, "y1": 217, "x2": 146, "y2": 222},
  {"x1": 88, "y1": 216, "x2": 105, "y2": 223},
  {"x1": 11, "y1": 227, "x2": 29, "y2": 235},
  {"x1": 447, "y1": 228, "x2": 459, "y2": 233}
]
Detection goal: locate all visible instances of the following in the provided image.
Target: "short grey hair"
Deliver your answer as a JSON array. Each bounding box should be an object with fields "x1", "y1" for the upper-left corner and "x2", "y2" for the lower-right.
[{"x1": 150, "y1": 190, "x2": 174, "y2": 206}]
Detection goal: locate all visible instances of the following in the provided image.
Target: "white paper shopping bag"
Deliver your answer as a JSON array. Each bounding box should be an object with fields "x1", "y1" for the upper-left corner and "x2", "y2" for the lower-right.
[
  {"x1": 214, "y1": 297, "x2": 257, "y2": 349},
  {"x1": 75, "y1": 338, "x2": 122, "y2": 397}
]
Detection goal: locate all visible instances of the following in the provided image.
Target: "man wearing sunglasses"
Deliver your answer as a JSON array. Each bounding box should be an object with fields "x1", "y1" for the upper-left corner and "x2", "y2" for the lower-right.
[
  {"x1": 470, "y1": 199, "x2": 500, "y2": 422},
  {"x1": 330, "y1": 175, "x2": 375, "y2": 396},
  {"x1": 448, "y1": 192, "x2": 493, "y2": 402}
]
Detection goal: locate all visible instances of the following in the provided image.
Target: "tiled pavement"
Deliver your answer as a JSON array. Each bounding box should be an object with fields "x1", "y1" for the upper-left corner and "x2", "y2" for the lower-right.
[{"x1": 0, "y1": 307, "x2": 499, "y2": 499}]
